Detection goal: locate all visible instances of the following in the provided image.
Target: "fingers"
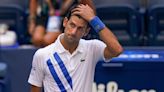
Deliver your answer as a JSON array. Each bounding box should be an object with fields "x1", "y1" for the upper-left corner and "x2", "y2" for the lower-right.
[
  {"x1": 71, "y1": 4, "x2": 95, "y2": 21},
  {"x1": 71, "y1": 8, "x2": 81, "y2": 13},
  {"x1": 71, "y1": 4, "x2": 88, "y2": 14}
]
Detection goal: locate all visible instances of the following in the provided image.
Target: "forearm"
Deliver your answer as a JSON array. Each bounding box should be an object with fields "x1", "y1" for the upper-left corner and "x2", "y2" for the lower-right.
[
  {"x1": 99, "y1": 27, "x2": 123, "y2": 57},
  {"x1": 46, "y1": 0, "x2": 54, "y2": 9},
  {"x1": 29, "y1": 0, "x2": 38, "y2": 17},
  {"x1": 88, "y1": 15, "x2": 123, "y2": 58},
  {"x1": 28, "y1": 0, "x2": 38, "y2": 35}
]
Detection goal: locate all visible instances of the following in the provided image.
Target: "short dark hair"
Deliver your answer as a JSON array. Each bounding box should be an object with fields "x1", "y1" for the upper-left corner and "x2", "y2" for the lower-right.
[
  {"x1": 61, "y1": 4, "x2": 89, "y2": 32},
  {"x1": 61, "y1": 3, "x2": 96, "y2": 32},
  {"x1": 65, "y1": 4, "x2": 80, "y2": 20},
  {"x1": 60, "y1": 4, "x2": 80, "y2": 32}
]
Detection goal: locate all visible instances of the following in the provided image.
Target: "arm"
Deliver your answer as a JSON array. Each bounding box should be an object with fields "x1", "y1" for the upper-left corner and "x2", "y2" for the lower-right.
[
  {"x1": 28, "y1": 50, "x2": 44, "y2": 92},
  {"x1": 46, "y1": 0, "x2": 55, "y2": 16},
  {"x1": 98, "y1": 27, "x2": 123, "y2": 59},
  {"x1": 28, "y1": 0, "x2": 38, "y2": 35},
  {"x1": 29, "y1": 0, "x2": 38, "y2": 17},
  {"x1": 30, "y1": 85, "x2": 42, "y2": 92},
  {"x1": 72, "y1": 4, "x2": 123, "y2": 59}
]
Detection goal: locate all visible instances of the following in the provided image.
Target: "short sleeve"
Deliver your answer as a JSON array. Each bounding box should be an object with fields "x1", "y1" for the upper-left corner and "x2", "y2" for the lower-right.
[
  {"x1": 91, "y1": 40, "x2": 110, "y2": 62},
  {"x1": 28, "y1": 49, "x2": 44, "y2": 87}
]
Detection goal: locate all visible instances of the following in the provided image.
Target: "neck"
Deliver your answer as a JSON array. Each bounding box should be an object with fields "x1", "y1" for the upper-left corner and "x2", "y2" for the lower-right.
[{"x1": 60, "y1": 35, "x2": 78, "y2": 54}]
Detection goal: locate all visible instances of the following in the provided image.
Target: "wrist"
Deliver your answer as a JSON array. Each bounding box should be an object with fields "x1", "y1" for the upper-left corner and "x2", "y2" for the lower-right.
[
  {"x1": 87, "y1": 16, "x2": 95, "y2": 22},
  {"x1": 28, "y1": 15, "x2": 36, "y2": 24},
  {"x1": 89, "y1": 16, "x2": 105, "y2": 33},
  {"x1": 28, "y1": 15, "x2": 36, "y2": 21}
]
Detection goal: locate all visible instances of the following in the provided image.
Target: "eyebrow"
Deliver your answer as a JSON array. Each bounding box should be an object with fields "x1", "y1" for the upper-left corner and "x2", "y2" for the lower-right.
[{"x1": 70, "y1": 20, "x2": 86, "y2": 28}]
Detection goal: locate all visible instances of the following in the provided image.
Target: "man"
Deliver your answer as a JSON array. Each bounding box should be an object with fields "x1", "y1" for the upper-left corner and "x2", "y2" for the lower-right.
[{"x1": 28, "y1": 4, "x2": 123, "y2": 92}]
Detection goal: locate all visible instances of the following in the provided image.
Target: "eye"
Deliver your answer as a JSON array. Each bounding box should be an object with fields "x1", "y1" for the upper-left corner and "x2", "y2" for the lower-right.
[
  {"x1": 78, "y1": 27, "x2": 84, "y2": 32},
  {"x1": 69, "y1": 23, "x2": 76, "y2": 28}
]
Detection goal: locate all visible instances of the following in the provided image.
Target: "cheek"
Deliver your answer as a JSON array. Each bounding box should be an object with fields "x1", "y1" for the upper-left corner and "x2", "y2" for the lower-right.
[
  {"x1": 65, "y1": 25, "x2": 73, "y2": 32},
  {"x1": 64, "y1": 26, "x2": 70, "y2": 33},
  {"x1": 77, "y1": 31, "x2": 85, "y2": 37}
]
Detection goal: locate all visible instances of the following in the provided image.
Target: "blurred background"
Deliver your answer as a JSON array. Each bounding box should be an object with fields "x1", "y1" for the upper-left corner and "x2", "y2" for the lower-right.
[{"x1": 0, "y1": 0, "x2": 164, "y2": 92}]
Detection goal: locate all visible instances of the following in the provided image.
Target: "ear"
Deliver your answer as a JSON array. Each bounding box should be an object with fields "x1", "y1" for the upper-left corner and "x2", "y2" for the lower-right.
[
  {"x1": 84, "y1": 27, "x2": 90, "y2": 36},
  {"x1": 63, "y1": 17, "x2": 68, "y2": 27}
]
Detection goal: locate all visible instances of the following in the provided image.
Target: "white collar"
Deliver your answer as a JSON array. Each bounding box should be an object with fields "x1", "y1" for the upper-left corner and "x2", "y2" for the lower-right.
[{"x1": 54, "y1": 33, "x2": 84, "y2": 54}]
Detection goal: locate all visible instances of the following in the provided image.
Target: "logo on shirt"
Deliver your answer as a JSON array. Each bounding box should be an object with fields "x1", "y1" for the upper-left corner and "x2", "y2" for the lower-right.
[{"x1": 80, "y1": 59, "x2": 85, "y2": 62}]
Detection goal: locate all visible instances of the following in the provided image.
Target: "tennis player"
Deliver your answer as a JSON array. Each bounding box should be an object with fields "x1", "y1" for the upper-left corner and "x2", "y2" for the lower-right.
[{"x1": 28, "y1": 3, "x2": 123, "y2": 92}]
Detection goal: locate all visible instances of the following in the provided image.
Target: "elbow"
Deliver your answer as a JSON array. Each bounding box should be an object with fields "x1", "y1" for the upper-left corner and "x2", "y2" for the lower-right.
[{"x1": 113, "y1": 46, "x2": 124, "y2": 57}]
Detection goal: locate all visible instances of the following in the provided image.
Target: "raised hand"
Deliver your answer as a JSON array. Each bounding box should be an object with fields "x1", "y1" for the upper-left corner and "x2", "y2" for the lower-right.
[{"x1": 71, "y1": 4, "x2": 95, "y2": 22}]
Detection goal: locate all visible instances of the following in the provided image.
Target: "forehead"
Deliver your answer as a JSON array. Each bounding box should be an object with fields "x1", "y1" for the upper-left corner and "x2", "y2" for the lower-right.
[{"x1": 68, "y1": 15, "x2": 87, "y2": 27}]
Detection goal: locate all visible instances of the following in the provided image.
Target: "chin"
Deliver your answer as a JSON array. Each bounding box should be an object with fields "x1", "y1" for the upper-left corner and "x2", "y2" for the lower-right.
[{"x1": 68, "y1": 39, "x2": 79, "y2": 44}]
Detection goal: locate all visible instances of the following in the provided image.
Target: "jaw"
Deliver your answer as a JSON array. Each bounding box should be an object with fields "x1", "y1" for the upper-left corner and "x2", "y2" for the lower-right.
[{"x1": 62, "y1": 34, "x2": 79, "y2": 45}]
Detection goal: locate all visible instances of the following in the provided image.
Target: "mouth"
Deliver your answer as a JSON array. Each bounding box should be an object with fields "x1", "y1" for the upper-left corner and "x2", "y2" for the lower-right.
[
  {"x1": 66, "y1": 34, "x2": 76, "y2": 41},
  {"x1": 67, "y1": 34, "x2": 76, "y2": 39}
]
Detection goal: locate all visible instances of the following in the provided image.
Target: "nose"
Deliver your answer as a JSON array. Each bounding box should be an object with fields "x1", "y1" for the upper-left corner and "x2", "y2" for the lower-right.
[{"x1": 71, "y1": 27, "x2": 77, "y2": 35}]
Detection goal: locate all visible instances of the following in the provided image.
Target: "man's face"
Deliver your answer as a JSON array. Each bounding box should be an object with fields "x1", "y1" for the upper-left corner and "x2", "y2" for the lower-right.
[{"x1": 63, "y1": 15, "x2": 88, "y2": 43}]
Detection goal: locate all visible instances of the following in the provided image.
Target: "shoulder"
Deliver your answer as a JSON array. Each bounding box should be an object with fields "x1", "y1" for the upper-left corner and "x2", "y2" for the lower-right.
[
  {"x1": 81, "y1": 39, "x2": 105, "y2": 46},
  {"x1": 34, "y1": 43, "x2": 54, "y2": 58},
  {"x1": 79, "y1": 39, "x2": 106, "y2": 51}
]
